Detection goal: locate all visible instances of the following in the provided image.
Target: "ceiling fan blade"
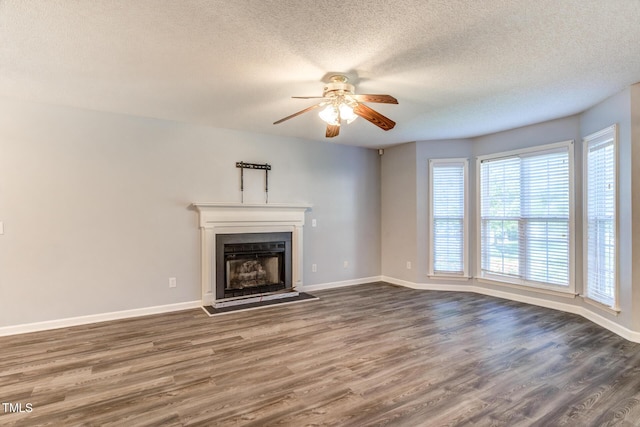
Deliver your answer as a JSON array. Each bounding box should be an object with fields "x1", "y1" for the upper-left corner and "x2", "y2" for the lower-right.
[
  {"x1": 352, "y1": 94, "x2": 398, "y2": 104},
  {"x1": 353, "y1": 103, "x2": 396, "y2": 131},
  {"x1": 273, "y1": 103, "x2": 322, "y2": 125},
  {"x1": 292, "y1": 96, "x2": 330, "y2": 100},
  {"x1": 326, "y1": 124, "x2": 340, "y2": 138}
]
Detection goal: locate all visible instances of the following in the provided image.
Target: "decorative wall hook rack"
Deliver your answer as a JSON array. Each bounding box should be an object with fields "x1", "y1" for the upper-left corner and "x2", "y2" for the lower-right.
[{"x1": 236, "y1": 161, "x2": 271, "y2": 203}]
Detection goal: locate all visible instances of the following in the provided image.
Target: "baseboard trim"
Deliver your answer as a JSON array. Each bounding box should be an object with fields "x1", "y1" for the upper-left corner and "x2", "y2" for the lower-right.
[
  {"x1": 382, "y1": 276, "x2": 478, "y2": 293},
  {"x1": 8, "y1": 277, "x2": 637, "y2": 343},
  {"x1": 1, "y1": 275, "x2": 385, "y2": 337},
  {"x1": 382, "y1": 276, "x2": 640, "y2": 343},
  {"x1": 300, "y1": 276, "x2": 383, "y2": 292},
  {"x1": 0, "y1": 300, "x2": 201, "y2": 337}
]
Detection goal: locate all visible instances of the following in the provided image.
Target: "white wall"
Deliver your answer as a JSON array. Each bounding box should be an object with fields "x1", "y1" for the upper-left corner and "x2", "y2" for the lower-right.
[{"x1": 0, "y1": 99, "x2": 381, "y2": 327}]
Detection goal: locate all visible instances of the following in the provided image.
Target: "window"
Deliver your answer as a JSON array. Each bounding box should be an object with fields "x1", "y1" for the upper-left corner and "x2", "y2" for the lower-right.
[
  {"x1": 477, "y1": 141, "x2": 574, "y2": 292},
  {"x1": 429, "y1": 159, "x2": 468, "y2": 277},
  {"x1": 583, "y1": 125, "x2": 617, "y2": 309}
]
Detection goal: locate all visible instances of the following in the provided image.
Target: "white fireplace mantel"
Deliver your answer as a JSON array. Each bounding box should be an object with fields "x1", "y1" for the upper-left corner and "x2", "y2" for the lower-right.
[{"x1": 191, "y1": 202, "x2": 311, "y2": 306}]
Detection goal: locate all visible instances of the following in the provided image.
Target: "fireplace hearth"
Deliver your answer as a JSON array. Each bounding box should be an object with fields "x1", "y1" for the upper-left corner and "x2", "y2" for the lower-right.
[{"x1": 216, "y1": 232, "x2": 292, "y2": 300}]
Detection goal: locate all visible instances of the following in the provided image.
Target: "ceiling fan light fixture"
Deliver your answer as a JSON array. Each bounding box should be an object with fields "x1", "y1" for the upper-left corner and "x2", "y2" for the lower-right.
[
  {"x1": 338, "y1": 102, "x2": 357, "y2": 124},
  {"x1": 319, "y1": 98, "x2": 358, "y2": 126},
  {"x1": 318, "y1": 104, "x2": 340, "y2": 125}
]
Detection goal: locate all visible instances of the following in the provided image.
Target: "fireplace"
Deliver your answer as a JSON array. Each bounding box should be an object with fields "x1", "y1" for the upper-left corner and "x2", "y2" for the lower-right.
[
  {"x1": 191, "y1": 202, "x2": 310, "y2": 306},
  {"x1": 216, "y1": 232, "x2": 292, "y2": 300}
]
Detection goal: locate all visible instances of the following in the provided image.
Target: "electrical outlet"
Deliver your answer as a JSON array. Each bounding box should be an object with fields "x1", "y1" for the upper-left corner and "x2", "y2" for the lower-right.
[
  {"x1": 169, "y1": 277, "x2": 177, "y2": 288},
  {"x1": 343, "y1": 261, "x2": 349, "y2": 268},
  {"x1": 312, "y1": 219, "x2": 317, "y2": 227},
  {"x1": 312, "y1": 264, "x2": 317, "y2": 273},
  {"x1": 406, "y1": 261, "x2": 412, "y2": 270},
  {"x1": 0, "y1": 221, "x2": 3, "y2": 235}
]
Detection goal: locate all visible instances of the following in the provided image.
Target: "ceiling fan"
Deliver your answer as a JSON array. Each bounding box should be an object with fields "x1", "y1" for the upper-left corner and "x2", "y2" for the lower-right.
[{"x1": 273, "y1": 75, "x2": 398, "y2": 138}]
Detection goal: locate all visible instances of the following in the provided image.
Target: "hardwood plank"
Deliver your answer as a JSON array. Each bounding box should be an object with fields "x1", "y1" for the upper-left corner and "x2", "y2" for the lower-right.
[{"x1": 2, "y1": 282, "x2": 640, "y2": 426}]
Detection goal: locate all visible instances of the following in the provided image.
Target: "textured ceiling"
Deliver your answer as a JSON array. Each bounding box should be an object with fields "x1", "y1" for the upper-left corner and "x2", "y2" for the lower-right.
[{"x1": 2, "y1": 1, "x2": 640, "y2": 148}]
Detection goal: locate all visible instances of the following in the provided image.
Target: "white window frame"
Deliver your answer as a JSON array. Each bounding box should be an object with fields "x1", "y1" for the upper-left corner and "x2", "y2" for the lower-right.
[
  {"x1": 475, "y1": 140, "x2": 575, "y2": 294},
  {"x1": 428, "y1": 158, "x2": 469, "y2": 278},
  {"x1": 582, "y1": 124, "x2": 619, "y2": 311}
]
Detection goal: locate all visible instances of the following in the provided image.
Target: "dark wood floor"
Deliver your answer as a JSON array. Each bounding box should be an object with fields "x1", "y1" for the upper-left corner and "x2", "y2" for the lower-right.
[{"x1": 2, "y1": 282, "x2": 640, "y2": 426}]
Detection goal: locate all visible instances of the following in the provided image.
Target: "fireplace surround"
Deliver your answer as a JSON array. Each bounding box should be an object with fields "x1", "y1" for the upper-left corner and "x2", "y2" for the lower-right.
[{"x1": 191, "y1": 203, "x2": 310, "y2": 306}]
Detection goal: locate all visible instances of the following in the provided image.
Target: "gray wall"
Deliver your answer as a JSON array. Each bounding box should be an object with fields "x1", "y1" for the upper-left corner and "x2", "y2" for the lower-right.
[
  {"x1": 630, "y1": 84, "x2": 640, "y2": 331},
  {"x1": 380, "y1": 142, "x2": 417, "y2": 281},
  {"x1": 0, "y1": 99, "x2": 381, "y2": 327}
]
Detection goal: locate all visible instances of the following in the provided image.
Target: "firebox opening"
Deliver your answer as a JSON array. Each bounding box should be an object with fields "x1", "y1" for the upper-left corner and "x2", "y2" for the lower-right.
[
  {"x1": 216, "y1": 232, "x2": 292, "y2": 300},
  {"x1": 227, "y1": 256, "x2": 280, "y2": 289},
  {"x1": 224, "y1": 241, "x2": 285, "y2": 298}
]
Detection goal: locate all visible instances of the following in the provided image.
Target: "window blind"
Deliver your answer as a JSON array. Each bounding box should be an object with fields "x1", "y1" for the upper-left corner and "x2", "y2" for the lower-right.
[
  {"x1": 430, "y1": 161, "x2": 466, "y2": 275},
  {"x1": 585, "y1": 127, "x2": 616, "y2": 307},
  {"x1": 480, "y1": 146, "x2": 571, "y2": 288}
]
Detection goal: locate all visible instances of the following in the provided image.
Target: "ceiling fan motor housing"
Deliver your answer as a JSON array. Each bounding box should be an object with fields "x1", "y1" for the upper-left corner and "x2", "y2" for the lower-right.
[{"x1": 323, "y1": 75, "x2": 355, "y2": 96}]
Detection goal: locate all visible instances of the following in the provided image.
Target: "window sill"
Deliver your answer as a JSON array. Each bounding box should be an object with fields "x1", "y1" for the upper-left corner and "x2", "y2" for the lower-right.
[
  {"x1": 580, "y1": 295, "x2": 621, "y2": 315},
  {"x1": 477, "y1": 277, "x2": 577, "y2": 299}
]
